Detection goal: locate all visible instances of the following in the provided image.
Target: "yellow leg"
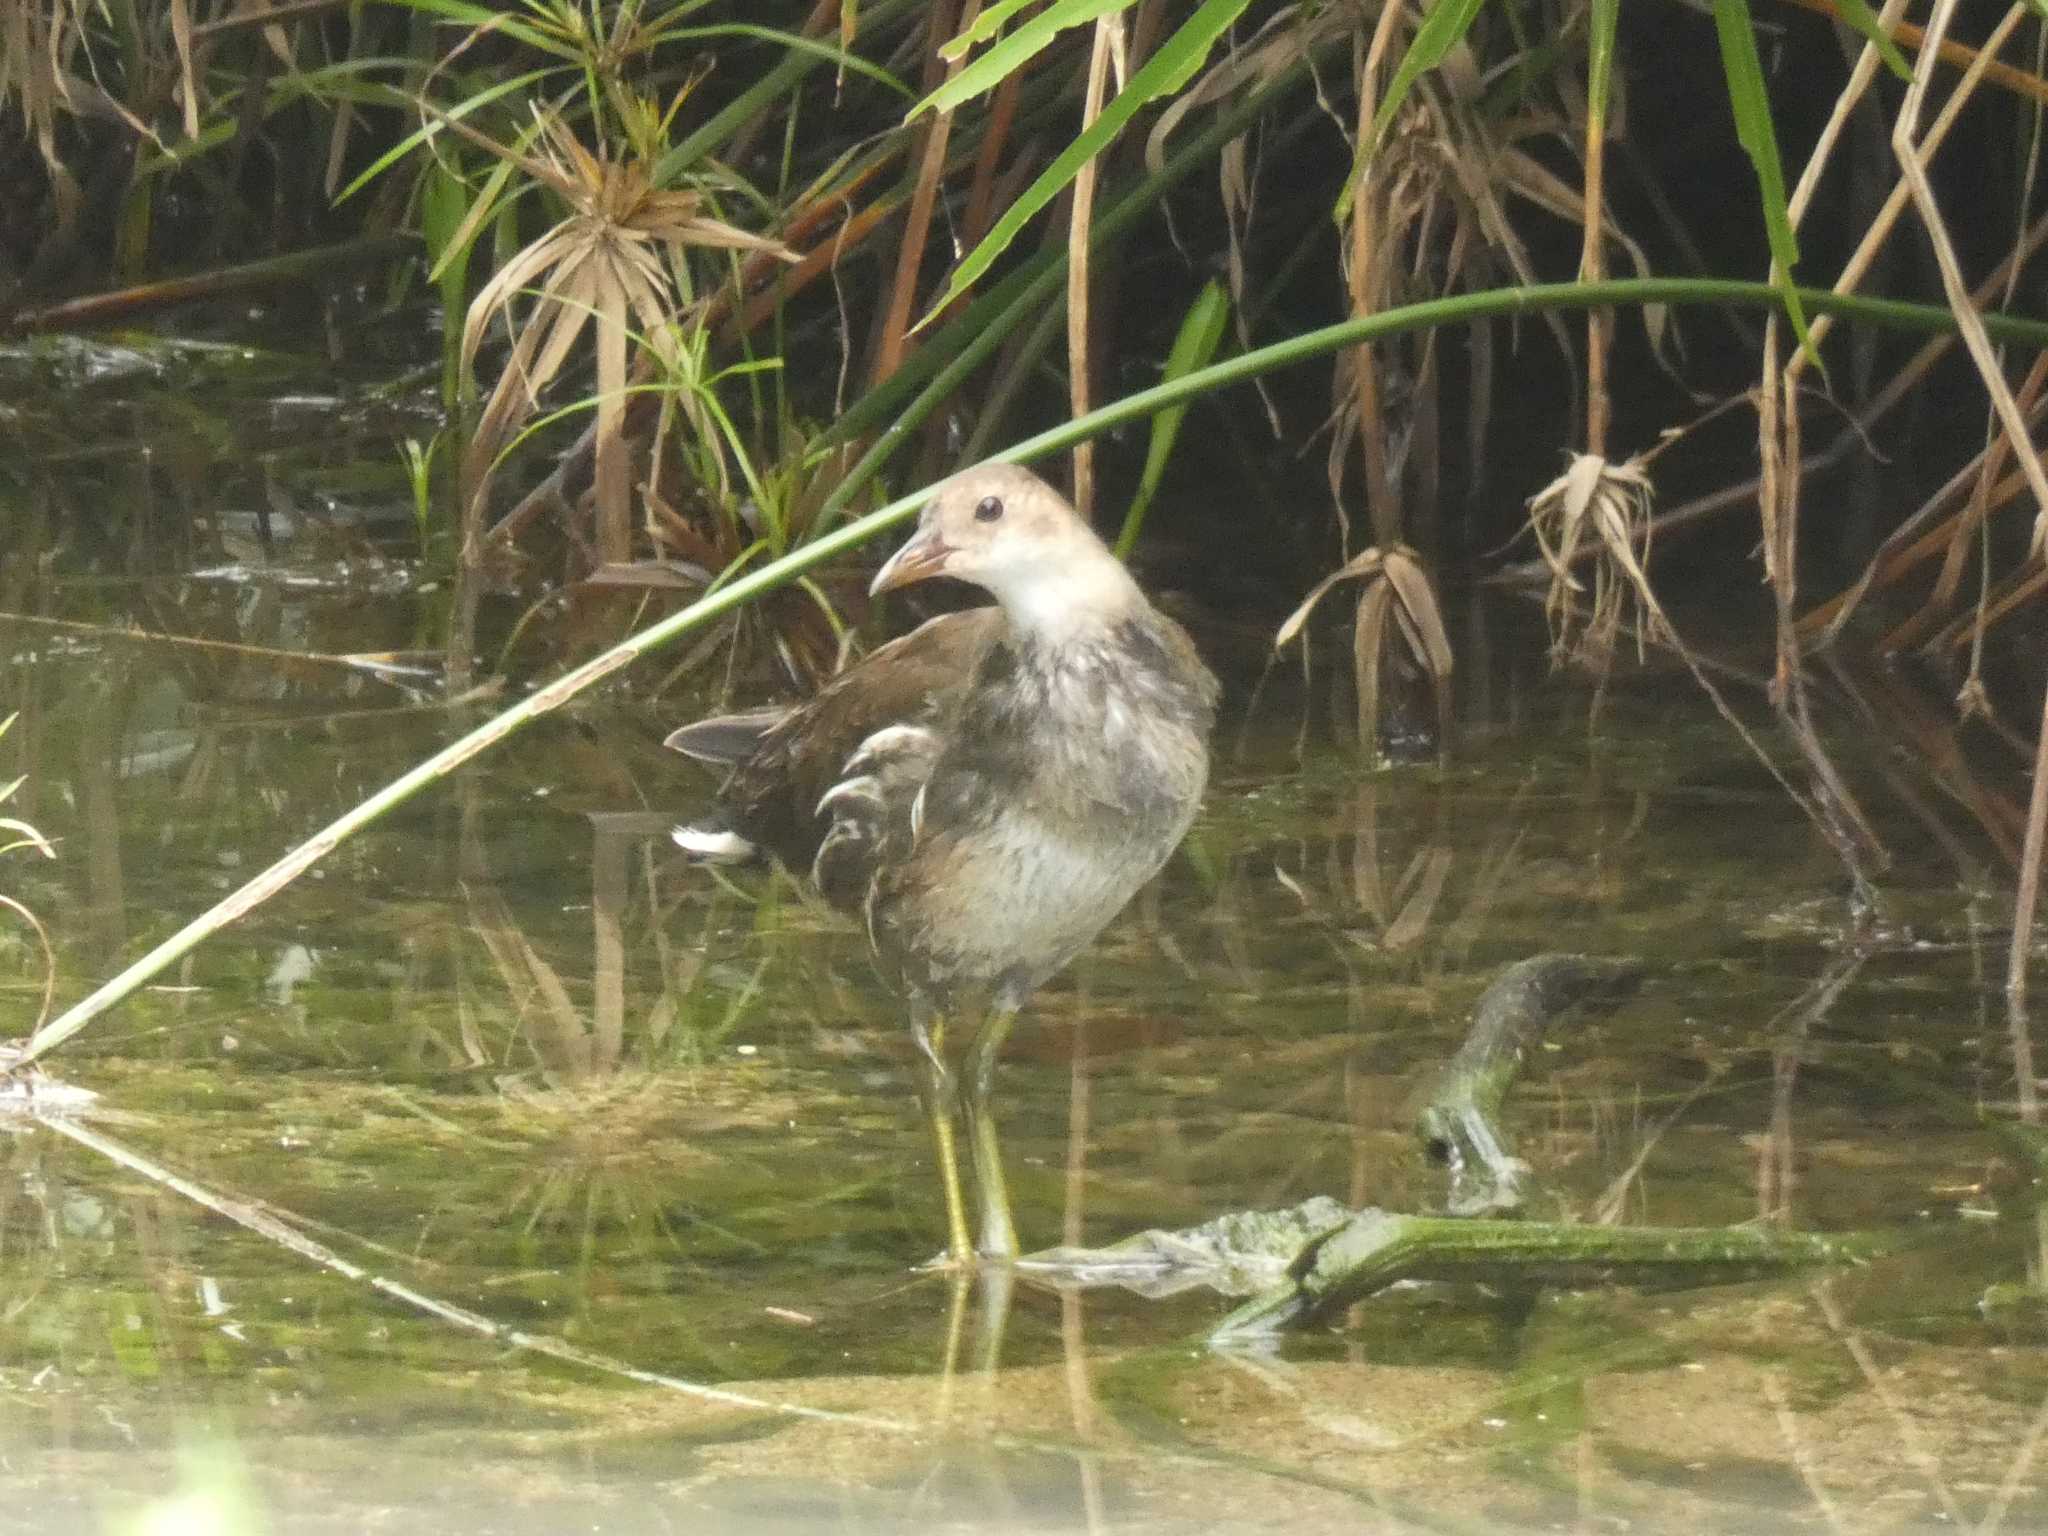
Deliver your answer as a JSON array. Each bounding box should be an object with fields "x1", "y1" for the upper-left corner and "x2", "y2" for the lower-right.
[
  {"x1": 964, "y1": 1006, "x2": 1021, "y2": 1260},
  {"x1": 912, "y1": 1007, "x2": 973, "y2": 1267},
  {"x1": 933, "y1": 1266, "x2": 971, "y2": 1420},
  {"x1": 974, "y1": 1260, "x2": 1015, "y2": 1373}
]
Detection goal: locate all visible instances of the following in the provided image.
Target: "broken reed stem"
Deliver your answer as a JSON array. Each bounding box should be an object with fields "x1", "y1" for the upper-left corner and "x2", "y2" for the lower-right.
[{"x1": 11, "y1": 275, "x2": 2048, "y2": 1070}]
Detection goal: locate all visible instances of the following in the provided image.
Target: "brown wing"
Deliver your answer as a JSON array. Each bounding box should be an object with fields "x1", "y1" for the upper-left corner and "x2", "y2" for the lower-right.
[{"x1": 716, "y1": 607, "x2": 1001, "y2": 869}]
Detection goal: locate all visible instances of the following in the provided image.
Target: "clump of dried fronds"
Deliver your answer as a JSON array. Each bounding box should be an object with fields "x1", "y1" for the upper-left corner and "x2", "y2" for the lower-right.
[
  {"x1": 444, "y1": 100, "x2": 793, "y2": 564},
  {"x1": 1526, "y1": 452, "x2": 1663, "y2": 669},
  {"x1": 0, "y1": 0, "x2": 150, "y2": 244},
  {"x1": 0, "y1": 713, "x2": 57, "y2": 1034},
  {"x1": 1275, "y1": 543, "x2": 1452, "y2": 759}
]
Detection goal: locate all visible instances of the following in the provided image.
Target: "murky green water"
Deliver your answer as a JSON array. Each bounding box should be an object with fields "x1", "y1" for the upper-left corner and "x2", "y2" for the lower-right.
[{"x1": 7, "y1": 331, "x2": 2048, "y2": 1534}]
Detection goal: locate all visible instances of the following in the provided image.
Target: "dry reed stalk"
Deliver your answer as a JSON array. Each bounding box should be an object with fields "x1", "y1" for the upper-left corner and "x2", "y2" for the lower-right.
[
  {"x1": 1941, "y1": 572, "x2": 2048, "y2": 655},
  {"x1": 961, "y1": 68, "x2": 1023, "y2": 247},
  {"x1": 871, "y1": 0, "x2": 972, "y2": 386},
  {"x1": 1843, "y1": 438, "x2": 2048, "y2": 639},
  {"x1": 707, "y1": 149, "x2": 902, "y2": 327},
  {"x1": 1757, "y1": 0, "x2": 2026, "y2": 685},
  {"x1": 1586, "y1": 201, "x2": 2048, "y2": 632},
  {"x1": 1796, "y1": 2, "x2": 2027, "y2": 366},
  {"x1": 1755, "y1": 0, "x2": 1912, "y2": 694},
  {"x1": 1067, "y1": 15, "x2": 1122, "y2": 520},
  {"x1": 1759, "y1": 315, "x2": 1793, "y2": 697},
  {"x1": 1796, "y1": 207, "x2": 2048, "y2": 636},
  {"x1": 0, "y1": 612, "x2": 432, "y2": 676},
  {"x1": 1775, "y1": 0, "x2": 2048, "y2": 107},
  {"x1": 1346, "y1": 5, "x2": 1408, "y2": 551},
  {"x1": 1880, "y1": 351, "x2": 2048, "y2": 652},
  {"x1": 1581, "y1": 3, "x2": 1615, "y2": 457},
  {"x1": 732, "y1": 191, "x2": 905, "y2": 336},
  {"x1": 1887, "y1": 2, "x2": 2048, "y2": 990}
]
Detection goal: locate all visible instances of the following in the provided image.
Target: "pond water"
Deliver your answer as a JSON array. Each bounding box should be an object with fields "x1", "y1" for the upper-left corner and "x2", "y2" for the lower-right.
[{"x1": 5, "y1": 329, "x2": 2048, "y2": 1535}]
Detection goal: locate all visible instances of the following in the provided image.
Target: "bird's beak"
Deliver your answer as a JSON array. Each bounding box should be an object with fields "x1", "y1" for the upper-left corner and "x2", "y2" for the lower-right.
[{"x1": 869, "y1": 526, "x2": 955, "y2": 596}]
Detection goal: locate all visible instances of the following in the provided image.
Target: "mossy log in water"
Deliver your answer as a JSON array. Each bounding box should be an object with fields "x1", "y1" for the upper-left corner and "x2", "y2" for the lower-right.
[
  {"x1": 1020, "y1": 1196, "x2": 1889, "y2": 1341},
  {"x1": 1022, "y1": 953, "x2": 1886, "y2": 1340},
  {"x1": 1411, "y1": 953, "x2": 1644, "y2": 1216},
  {"x1": 1208, "y1": 1208, "x2": 1891, "y2": 1340}
]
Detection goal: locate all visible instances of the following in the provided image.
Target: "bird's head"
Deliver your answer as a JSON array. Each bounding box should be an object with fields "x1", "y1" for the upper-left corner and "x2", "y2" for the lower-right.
[{"x1": 869, "y1": 463, "x2": 1140, "y2": 638}]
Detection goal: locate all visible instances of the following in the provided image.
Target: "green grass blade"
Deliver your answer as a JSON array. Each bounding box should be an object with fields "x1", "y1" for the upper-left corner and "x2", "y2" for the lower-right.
[
  {"x1": 1370, "y1": 0, "x2": 1489, "y2": 148},
  {"x1": 939, "y1": 0, "x2": 1043, "y2": 61},
  {"x1": 384, "y1": 0, "x2": 561, "y2": 53},
  {"x1": 656, "y1": 0, "x2": 924, "y2": 184},
  {"x1": 1712, "y1": 0, "x2": 1821, "y2": 371},
  {"x1": 913, "y1": 0, "x2": 1134, "y2": 117},
  {"x1": 1115, "y1": 279, "x2": 1229, "y2": 558},
  {"x1": 1587, "y1": 0, "x2": 1619, "y2": 122},
  {"x1": 820, "y1": 22, "x2": 1328, "y2": 466},
  {"x1": 333, "y1": 70, "x2": 550, "y2": 204},
  {"x1": 1831, "y1": 0, "x2": 1912, "y2": 80},
  {"x1": 657, "y1": 25, "x2": 911, "y2": 97},
  {"x1": 915, "y1": 0, "x2": 1252, "y2": 324}
]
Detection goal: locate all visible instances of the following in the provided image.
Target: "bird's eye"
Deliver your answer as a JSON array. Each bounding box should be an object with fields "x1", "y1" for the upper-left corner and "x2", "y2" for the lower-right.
[{"x1": 974, "y1": 495, "x2": 1004, "y2": 523}]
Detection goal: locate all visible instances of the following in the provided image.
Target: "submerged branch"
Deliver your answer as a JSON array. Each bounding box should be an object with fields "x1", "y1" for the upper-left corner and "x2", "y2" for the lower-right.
[{"x1": 1412, "y1": 954, "x2": 1643, "y2": 1216}]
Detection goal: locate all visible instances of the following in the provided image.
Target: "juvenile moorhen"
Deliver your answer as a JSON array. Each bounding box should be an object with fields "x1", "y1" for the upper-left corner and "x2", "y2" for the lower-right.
[{"x1": 668, "y1": 463, "x2": 1218, "y2": 1264}]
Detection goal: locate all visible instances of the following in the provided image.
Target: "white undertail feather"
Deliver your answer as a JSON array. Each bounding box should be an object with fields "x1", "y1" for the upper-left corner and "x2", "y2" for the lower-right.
[{"x1": 671, "y1": 825, "x2": 755, "y2": 862}]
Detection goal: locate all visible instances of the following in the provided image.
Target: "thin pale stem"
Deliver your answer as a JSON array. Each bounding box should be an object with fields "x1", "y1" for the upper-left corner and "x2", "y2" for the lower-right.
[
  {"x1": 1581, "y1": 2, "x2": 1615, "y2": 456},
  {"x1": 1066, "y1": 15, "x2": 1119, "y2": 520},
  {"x1": 1798, "y1": 2, "x2": 2028, "y2": 369}
]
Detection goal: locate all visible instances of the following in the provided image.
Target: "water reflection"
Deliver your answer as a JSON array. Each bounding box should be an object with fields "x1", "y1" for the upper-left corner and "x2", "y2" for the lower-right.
[{"x1": 9, "y1": 551, "x2": 2048, "y2": 1530}]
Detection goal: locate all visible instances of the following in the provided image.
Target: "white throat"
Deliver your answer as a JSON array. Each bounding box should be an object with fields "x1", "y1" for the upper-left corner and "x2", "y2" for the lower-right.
[{"x1": 989, "y1": 548, "x2": 1144, "y2": 644}]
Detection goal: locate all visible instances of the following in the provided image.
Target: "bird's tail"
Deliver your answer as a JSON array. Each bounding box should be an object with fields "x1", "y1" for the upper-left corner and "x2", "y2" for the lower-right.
[{"x1": 671, "y1": 820, "x2": 758, "y2": 863}]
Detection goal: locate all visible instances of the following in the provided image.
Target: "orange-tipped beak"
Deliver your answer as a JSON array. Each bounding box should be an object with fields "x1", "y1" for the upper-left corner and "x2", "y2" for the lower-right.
[{"x1": 869, "y1": 528, "x2": 955, "y2": 596}]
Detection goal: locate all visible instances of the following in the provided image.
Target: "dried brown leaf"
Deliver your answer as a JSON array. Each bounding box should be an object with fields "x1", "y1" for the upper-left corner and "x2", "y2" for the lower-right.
[
  {"x1": 1380, "y1": 547, "x2": 1453, "y2": 683},
  {"x1": 1353, "y1": 577, "x2": 1393, "y2": 754},
  {"x1": 1274, "y1": 545, "x2": 1386, "y2": 650}
]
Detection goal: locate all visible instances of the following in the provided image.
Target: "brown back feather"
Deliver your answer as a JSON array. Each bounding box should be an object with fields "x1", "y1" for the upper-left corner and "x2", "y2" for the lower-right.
[{"x1": 717, "y1": 608, "x2": 1003, "y2": 868}]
